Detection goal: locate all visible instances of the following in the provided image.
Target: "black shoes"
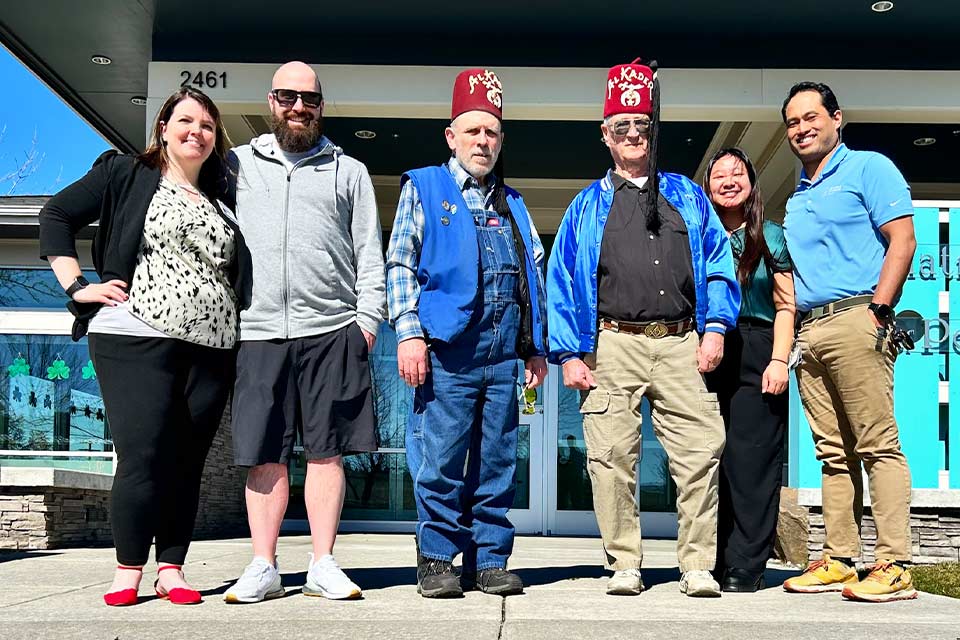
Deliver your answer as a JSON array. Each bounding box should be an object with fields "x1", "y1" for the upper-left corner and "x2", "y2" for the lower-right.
[
  {"x1": 417, "y1": 554, "x2": 463, "y2": 598},
  {"x1": 462, "y1": 567, "x2": 524, "y2": 596},
  {"x1": 721, "y1": 568, "x2": 766, "y2": 593}
]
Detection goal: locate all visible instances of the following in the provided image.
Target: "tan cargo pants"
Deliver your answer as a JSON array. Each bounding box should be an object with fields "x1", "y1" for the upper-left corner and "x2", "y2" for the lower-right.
[
  {"x1": 796, "y1": 305, "x2": 912, "y2": 562},
  {"x1": 580, "y1": 329, "x2": 725, "y2": 572}
]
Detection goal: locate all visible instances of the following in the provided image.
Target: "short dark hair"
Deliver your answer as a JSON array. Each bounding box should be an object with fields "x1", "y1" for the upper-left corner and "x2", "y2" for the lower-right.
[{"x1": 781, "y1": 81, "x2": 841, "y2": 123}]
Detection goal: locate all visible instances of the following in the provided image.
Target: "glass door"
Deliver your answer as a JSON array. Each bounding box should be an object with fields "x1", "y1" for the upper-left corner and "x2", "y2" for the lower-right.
[
  {"x1": 544, "y1": 365, "x2": 679, "y2": 538},
  {"x1": 507, "y1": 373, "x2": 544, "y2": 533}
]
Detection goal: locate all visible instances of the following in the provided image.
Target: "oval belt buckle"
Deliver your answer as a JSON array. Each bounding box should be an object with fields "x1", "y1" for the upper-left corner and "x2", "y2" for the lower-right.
[{"x1": 644, "y1": 322, "x2": 668, "y2": 339}]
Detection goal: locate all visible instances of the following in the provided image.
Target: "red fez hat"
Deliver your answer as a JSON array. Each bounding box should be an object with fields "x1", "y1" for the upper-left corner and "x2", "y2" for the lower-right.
[
  {"x1": 603, "y1": 58, "x2": 655, "y2": 118},
  {"x1": 451, "y1": 68, "x2": 503, "y2": 121}
]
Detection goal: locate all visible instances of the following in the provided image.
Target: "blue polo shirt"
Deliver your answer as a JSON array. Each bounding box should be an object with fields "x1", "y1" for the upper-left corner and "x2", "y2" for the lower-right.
[{"x1": 783, "y1": 143, "x2": 913, "y2": 312}]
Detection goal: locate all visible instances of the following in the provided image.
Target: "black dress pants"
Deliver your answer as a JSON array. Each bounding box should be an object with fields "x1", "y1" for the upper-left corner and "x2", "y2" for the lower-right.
[
  {"x1": 89, "y1": 334, "x2": 235, "y2": 566},
  {"x1": 705, "y1": 322, "x2": 787, "y2": 573}
]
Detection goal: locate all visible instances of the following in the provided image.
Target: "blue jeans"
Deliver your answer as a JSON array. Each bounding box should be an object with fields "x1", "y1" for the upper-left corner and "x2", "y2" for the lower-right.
[{"x1": 407, "y1": 209, "x2": 521, "y2": 571}]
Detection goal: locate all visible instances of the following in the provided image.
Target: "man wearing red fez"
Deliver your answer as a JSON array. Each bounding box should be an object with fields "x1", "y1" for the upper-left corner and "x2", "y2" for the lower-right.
[
  {"x1": 386, "y1": 68, "x2": 547, "y2": 598},
  {"x1": 547, "y1": 59, "x2": 740, "y2": 597}
]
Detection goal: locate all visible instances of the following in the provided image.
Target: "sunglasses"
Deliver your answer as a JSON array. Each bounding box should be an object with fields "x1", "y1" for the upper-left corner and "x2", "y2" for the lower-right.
[
  {"x1": 609, "y1": 118, "x2": 651, "y2": 137},
  {"x1": 271, "y1": 88, "x2": 323, "y2": 108}
]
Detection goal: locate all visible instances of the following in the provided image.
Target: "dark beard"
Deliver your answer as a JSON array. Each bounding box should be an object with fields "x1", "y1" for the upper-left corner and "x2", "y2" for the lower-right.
[{"x1": 270, "y1": 113, "x2": 324, "y2": 153}]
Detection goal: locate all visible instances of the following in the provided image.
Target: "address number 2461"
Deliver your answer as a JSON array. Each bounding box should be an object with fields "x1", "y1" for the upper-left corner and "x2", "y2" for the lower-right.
[{"x1": 180, "y1": 70, "x2": 228, "y2": 89}]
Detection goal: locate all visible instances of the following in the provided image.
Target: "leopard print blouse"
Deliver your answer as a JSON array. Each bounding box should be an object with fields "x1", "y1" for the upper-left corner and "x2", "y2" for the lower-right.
[{"x1": 125, "y1": 178, "x2": 238, "y2": 348}]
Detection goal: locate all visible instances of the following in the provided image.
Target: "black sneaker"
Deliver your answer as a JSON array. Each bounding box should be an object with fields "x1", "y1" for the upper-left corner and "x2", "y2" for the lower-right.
[
  {"x1": 417, "y1": 554, "x2": 463, "y2": 598},
  {"x1": 475, "y1": 568, "x2": 524, "y2": 596}
]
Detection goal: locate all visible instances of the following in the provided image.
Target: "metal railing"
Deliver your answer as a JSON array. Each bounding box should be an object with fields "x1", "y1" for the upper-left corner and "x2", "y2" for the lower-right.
[{"x1": 0, "y1": 448, "x2": 116, "y2": 473}]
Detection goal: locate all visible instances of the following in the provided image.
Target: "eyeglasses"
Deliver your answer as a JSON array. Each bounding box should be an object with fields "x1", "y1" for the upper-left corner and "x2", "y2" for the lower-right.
[
  {"x1": 609, "y1": 118, "x2": 651, "y2": 137},
  {"x1": 271, "y1": 89, "x2": 323, "y2": 108}
]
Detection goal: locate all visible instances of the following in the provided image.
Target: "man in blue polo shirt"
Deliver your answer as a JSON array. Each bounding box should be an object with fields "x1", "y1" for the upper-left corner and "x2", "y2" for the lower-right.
[{"x1": 780, "y1": 82, "x2": 917, "y2": 602}]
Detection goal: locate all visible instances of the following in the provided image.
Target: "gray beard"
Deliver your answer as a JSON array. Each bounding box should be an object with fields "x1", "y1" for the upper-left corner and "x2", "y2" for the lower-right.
[{"x1": 270, "y1": 113, "x2": 323, "y2": 153}]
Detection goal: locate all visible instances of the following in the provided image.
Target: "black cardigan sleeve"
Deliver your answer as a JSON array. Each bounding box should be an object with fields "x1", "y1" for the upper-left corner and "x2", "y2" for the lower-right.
[{"x1": 38, "y1": 150, "x2": 117, "y2": 260}]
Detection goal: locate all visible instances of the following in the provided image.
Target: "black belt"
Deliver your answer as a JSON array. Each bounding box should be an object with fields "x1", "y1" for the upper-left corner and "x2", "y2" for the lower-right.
[
  {"x1": 599, "y1": 317, "x2": 694, "y2": 338},
  {"x1": 801, "y1": 295, "x2": 873, "y2": 325}
]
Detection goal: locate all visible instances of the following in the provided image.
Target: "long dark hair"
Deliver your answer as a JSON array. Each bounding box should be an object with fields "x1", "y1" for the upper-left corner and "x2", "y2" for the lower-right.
[
  {"x1": 139, "y1": 86, "x2": 231, "y2": 198},
  {"x1": 703, "y1": 147, "x2": 773, "y2": 287}
]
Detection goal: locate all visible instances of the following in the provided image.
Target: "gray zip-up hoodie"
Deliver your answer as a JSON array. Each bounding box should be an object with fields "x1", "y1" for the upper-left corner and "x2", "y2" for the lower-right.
[{"x1": 230, "y1": 134, "x2": 386, "y2": 341}]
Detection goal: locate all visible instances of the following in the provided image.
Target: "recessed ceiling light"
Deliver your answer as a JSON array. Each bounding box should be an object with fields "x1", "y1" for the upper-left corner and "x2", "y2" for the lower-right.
[
  {"x1": 354, "y1": 130, "x2": 376, "y2": 140},
  {"x1": 130, "y1": 96, "x2": 147, "y2": 106},
  {"x1": 913, "y1": 137, "x2": 936, "y2": 147},
  {"x1": 870, "y1": 1, "x2": 894, "y2": 12},
  {"x1": 91, "y1": 55, "x2": 112, "y2": 65}
]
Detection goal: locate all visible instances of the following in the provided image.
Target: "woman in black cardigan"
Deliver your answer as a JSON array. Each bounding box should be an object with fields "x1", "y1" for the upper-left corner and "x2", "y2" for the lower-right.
[{"x1": 40, "y1": 87, "x2": 241, "y2": 606}]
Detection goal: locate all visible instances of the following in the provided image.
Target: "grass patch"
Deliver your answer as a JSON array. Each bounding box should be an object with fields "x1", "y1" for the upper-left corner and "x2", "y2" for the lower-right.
[{"x1": 912, "y1": 563, "x2": 960, "y2": 598}]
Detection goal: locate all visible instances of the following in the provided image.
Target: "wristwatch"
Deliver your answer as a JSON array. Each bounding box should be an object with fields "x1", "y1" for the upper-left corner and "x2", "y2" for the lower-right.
[
  {"x1": 65, "y1": 275, "x2": 90, "y2": 299},
  {"x1": 868, "y1": 302, "x2": 894, "y2": 322}
]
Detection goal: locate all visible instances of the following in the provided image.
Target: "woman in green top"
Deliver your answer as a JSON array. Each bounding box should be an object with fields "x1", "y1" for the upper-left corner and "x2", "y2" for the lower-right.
[{"x1": 703, "y1": 148, "x2": 796, "y2": 593}]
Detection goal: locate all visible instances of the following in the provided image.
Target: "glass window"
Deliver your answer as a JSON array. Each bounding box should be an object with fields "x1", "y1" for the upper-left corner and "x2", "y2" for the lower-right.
[
  {"x1": 369, "y1": 326, "x2": 410, "y2": 449},
  {"x1": 287, "y1": 323, "x2": 534, "y2": 521},
  {"x1": 0, "y1": 268, "x2": 98, "y2": 309},
  {"x1": 0, "y1": 334, "x2": 113, "y2": 473}
]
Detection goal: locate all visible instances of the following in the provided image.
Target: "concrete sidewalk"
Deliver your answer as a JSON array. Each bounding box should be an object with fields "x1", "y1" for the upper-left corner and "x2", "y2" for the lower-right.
[{"x1": 1, "y1": 534, "x2": 958, "y2": 640}]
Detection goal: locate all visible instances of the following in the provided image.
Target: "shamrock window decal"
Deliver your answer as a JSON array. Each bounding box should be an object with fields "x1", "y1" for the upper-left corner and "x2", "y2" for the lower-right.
[{"x1": 47, "y1": 356, "x2": 70, "y2": 381}]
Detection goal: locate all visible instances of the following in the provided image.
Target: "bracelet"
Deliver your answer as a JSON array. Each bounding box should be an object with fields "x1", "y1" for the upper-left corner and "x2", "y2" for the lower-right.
[{"x1": 770, "y1": 358, "x2": 788, "y2": 365}]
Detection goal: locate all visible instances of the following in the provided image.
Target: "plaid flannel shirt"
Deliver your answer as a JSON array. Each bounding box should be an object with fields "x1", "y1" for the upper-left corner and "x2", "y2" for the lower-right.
[{"x1": 385, "y1": 156, "x2": 544, "y2": 344}]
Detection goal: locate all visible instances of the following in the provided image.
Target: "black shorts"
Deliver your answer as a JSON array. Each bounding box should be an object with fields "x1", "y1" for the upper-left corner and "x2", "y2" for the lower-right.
[{"x1": 232, "y1": 323, "x2": 378, "y2": 466}]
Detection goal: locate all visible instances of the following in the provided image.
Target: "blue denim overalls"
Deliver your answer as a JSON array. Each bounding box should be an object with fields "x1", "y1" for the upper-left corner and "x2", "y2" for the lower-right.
[{"x1": 406, "y1": 207, "x2": 522, "y2": 572}]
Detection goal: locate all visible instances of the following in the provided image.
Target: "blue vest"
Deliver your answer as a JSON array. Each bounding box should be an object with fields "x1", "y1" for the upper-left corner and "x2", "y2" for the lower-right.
[{"x1": 403, "y1": 165, "x2": 544, "y2": 351}]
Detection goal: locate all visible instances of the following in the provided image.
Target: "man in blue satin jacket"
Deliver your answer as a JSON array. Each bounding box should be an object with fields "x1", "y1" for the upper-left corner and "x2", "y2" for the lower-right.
[{"x1": 546, "y1": 59, "x2": 739, "y2": 598}]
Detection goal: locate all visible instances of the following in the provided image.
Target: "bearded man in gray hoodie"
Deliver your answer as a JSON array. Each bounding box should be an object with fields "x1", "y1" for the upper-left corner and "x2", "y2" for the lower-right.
[{"x1": 224, "y1": 61, "x2": 386, "y2": 604}]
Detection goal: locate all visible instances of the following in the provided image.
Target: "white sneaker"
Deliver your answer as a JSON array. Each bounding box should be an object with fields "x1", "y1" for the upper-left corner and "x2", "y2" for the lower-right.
[
  {"x1": 606, "y1": 568, "x2": 644, "y2": 595},
  {"x1": 679, "y1": 570, "x2": 721, "y2": 597},
  {"x1": 303, "y1": 553, "x2": 362, "y2": 600},
  {"x1": 224, "y1": 556, "x2": 284, "y2": 603}
]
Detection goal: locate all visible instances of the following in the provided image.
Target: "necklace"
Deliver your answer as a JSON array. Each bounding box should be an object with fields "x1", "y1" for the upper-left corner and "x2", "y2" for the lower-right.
[
  {"x1": 174, "y1": 182, "x2": 200, "y2": 195},
  {"x1": 163, "y1": 172, "x2": 200, "y2": 196}
]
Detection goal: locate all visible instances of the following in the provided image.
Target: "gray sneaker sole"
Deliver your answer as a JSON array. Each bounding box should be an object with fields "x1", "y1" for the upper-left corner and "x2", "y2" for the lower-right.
[
  {"x1": 417, "y1": 582, "x2": 463, "y2": 598},
  {"x1": 478, "y1": 582, "x2": 523, "y2": 596}
]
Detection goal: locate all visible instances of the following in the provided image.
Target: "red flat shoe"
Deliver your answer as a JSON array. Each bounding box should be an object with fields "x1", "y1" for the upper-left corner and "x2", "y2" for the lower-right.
[
  {"x1": 155, "y1": 565, "x2": 202, "y2": 605},
  {"x1": 104, "y1": 565, "x2": 142, "y2": 606}
]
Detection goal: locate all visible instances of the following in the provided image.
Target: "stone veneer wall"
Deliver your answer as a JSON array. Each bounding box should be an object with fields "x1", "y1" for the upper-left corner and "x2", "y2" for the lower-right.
[
  {"x1": 806, "y1": 507, "x2": 960, "y2": 564},
  {"x1": 0, "y1": 487, "x2": 111, "y2": 550},
  {"x1": 0, "y1": 404, "x2": 247, "y2": 550}
]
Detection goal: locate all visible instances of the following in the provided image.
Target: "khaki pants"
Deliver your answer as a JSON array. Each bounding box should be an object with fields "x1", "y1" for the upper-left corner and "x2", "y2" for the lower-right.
[
  {"x1": 796, "y1": 306, "x2": 912, "y2": 561},
  {"x1": 580, "y1": 329, "x2": 725, "y2": 572}
]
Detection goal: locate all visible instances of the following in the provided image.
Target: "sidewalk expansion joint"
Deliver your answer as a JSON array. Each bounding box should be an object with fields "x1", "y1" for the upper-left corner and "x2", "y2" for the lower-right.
[{"x1": 496, "y1": 597, "x2": 506, "y2": 640}]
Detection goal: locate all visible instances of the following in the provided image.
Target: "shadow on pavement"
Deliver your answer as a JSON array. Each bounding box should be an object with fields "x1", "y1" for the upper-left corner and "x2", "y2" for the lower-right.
[
  {"x1": 762, "y1": 567, "x2": 799, "y2": 590},
  {"x1": 196, "y1": 565, "x2": 802, "y2": 597},
  {"x1": 0, "y1": 550, "x2": 61, "y2": 564},
  {"x1": 517, "y1": 565, "x2": 680, "y2": 588}
]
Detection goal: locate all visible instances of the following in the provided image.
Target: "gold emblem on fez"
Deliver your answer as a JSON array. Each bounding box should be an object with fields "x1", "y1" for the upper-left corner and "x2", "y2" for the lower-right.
[
  {"x1": 621, "y1": 90, "x2": 641, "y2": 107},
  {"x1": 468, "y1": 70, "x2": 503, "y2": 109},
  {"x1": 644, "y1": 322, "x2": 668, "y2": 339}
]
